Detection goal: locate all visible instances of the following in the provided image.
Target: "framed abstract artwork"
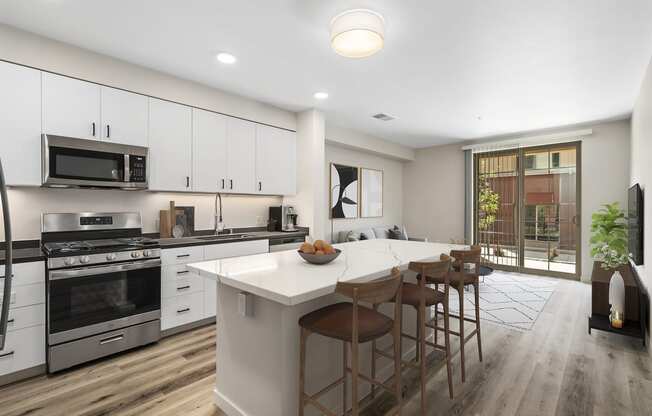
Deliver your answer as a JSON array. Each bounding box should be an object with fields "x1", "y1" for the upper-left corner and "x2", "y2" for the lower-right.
[
  {"x1": 330, "y1": 163, "x2": 358, "y2": 219},
  {"x1": 360, "y1": 168, "x2": 383, "y2": 218}
]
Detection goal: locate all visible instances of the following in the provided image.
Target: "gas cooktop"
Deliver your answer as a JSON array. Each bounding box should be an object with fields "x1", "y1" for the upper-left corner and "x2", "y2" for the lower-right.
[{"x1": 43, "y1": 237, "x2": 158, "y2": 257}]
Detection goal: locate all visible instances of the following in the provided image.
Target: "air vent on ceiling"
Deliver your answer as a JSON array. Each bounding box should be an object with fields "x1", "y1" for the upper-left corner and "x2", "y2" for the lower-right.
[{"x1": 372, "y1": 113, "x2": 395, "y2": 121}]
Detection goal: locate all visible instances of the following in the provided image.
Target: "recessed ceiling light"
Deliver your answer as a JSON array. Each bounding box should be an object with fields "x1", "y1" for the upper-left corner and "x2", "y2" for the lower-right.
[
  {"x1": 331, "y1": 9, "x2": 385, "y2": 58},
  {"x1": 216, "y1": 53, "x2": 237, "y2": 64},
  {"x1": 314, "y1": 92, "x2": 329, "y2": 100}
]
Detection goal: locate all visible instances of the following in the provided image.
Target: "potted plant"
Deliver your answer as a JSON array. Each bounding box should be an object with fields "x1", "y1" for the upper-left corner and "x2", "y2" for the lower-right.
[{"x1": 590, "y1": 202, "x2": 628, "y2": 328}]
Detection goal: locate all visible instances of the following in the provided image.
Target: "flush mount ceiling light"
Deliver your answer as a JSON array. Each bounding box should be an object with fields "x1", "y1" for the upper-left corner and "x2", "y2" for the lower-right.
[
  {"x1": 330, "y1": 9, "x2": 385, "y2": 58},
  {"x1": 216, "y1": 52, "x2": 237, "y2": 64},
  {"x1": 313, "y1": 91, "x2": 329, "y2": 100}
]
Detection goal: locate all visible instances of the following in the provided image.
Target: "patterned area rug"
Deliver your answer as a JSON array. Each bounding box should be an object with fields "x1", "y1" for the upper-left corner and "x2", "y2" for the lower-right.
[{"x1": 439, "y1": 271, "x2": 558, "y2": 331}]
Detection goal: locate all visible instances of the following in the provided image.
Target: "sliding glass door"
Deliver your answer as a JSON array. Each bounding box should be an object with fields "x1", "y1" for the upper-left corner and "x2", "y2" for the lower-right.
[{"x1": 474, "y1": 142, "x2": 581, "y2": 279}]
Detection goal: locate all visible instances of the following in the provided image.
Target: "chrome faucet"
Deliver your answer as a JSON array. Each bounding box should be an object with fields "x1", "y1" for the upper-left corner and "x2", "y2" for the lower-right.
[{"x1": 214, "y1": 193, "x2": 225, "y2": 234}]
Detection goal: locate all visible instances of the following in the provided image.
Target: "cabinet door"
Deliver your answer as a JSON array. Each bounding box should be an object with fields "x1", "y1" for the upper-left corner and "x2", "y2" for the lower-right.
[
  {"x1": 100, "y1": 86, "x2": 148, "y2": 147},
  {"x1": 148, "y1": 98, "x2": 192, "y2": 191},
  {"x1": 42, "y1": 72, "x2": 101, "y2": 139},
  {"x1": 192, "y1": 109, "x2": 228, "y2": 193},
  {"x1": 255, "y1": 125, "x2": 296, "y2": 195},
  {"x1": 225, "y1": 118, "x2": 256, "y2": 194},
  {"x1": 0, "y1": 62, "x2": 42, "y2": 186}
]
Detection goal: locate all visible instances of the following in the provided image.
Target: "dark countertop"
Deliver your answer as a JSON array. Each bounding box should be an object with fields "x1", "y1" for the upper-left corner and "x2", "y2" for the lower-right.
[
  {"x1": 0, "y1": 241, "x2": 45, "y2": 265},
  {"x1": 157, "y1": 229, "x2": 308, "y2": 249}
]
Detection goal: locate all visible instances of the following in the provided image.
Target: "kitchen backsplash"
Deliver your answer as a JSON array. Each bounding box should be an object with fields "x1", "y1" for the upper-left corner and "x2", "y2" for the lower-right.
[{"x1": 3, "y1": 187, "x2": 282, "y2": 240}]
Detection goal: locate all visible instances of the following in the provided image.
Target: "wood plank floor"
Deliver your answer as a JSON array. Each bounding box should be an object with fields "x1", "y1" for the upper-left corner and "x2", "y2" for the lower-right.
[{"x1": 0, "y1": 278, "x2": 650, "y2": 416}]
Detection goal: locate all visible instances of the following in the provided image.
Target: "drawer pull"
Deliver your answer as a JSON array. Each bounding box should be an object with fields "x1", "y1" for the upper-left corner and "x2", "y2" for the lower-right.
[
  {"x1": 177, "y1": 285, "x2": 191, "y2": 291},
  {"x1": 0, "y1": 350, "x2": 15, "y2": 359},
  {"x1": 7, "y1": 318, "x2": 14, "y2": 325},
  {"x1": 177, "y1": 308, "x2": 190, "y2": 314},
  {"x1": 176, "y1": 254, "x2": 191, "y2": 258},
  {"x1": 176, "y1": 270, "x2": 189, "y2": 275},
  {"x1": 99, "y1": 334, "x2": 124, "y2": 345}
]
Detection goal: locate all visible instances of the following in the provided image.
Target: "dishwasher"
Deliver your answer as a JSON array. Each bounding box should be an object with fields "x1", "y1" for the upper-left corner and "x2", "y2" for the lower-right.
[{"x1": 269, "y1": 236, "x2": 306, "y2": 252}]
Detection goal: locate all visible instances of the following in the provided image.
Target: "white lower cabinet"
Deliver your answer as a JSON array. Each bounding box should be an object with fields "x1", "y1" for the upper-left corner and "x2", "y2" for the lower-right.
[
  {"x1": 0, "y1": 262, "x2": 46, "y2": 378},
  {"x1": 161, "y1": 240, "x2": 270, "y2": 331}
]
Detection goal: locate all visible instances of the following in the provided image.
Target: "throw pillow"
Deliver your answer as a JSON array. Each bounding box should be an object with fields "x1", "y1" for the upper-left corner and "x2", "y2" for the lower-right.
[{"x1": 360, "y1": 233, "x2": 368, "y2": 240}]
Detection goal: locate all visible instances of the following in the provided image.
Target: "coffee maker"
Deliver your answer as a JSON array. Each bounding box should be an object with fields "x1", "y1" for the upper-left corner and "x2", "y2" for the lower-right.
[{"x1": 269, "y1": 205, "x2": 298, "y2": 232}]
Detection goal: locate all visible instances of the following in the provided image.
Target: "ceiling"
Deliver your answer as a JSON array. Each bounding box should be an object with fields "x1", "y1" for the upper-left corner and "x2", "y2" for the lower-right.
[{"x1": 1, "y1": 0, "x2": 652, "y2": 148}]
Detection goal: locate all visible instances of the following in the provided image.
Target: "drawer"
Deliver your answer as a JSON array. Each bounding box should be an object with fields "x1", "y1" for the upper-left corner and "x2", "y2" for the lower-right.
[
  {"x1": 162, "y1": 272, "x2": 203, "y2": 299},
  {"x1": 161, "y1": 263, "x2": 202, "y2": 282},
  {"x1": 203, "y1": 239, "x2": 269, "y2": 260},
  {"x1": 0, "y1": 283, "x2": 45, "y2": 309},
  {"x1": 161, "y1": 246, "x2": 204, "y2": 266},
  {"x1": 161, "y1": 292, "x2": 204, "y2": 330},
  {"x1": 0, "y1": 325, "x2": 45, "y2": 377},
  {"x1": 0, "y1": 261, "x2": 45, "y2": 287},
  {"x1": 7, "y1": 304, "x2": 45, "y2": 332},
  {"x1": 203, "y1": 278, "x2": 217, "y2": 319}
]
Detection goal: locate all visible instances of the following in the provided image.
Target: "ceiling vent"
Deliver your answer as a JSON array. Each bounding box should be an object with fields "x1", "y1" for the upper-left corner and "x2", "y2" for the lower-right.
[{"x1": 372, "y1": 113, "x2": 395, "y2": 121}]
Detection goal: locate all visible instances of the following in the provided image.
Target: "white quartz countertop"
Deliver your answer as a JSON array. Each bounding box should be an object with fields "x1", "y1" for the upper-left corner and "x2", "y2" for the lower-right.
[{"x1": 187, "y1": 239, "x2": 465, "y2": 306}]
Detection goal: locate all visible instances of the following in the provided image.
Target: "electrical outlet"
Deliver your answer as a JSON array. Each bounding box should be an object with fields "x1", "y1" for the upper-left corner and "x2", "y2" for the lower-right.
[{"x1": 256, "y1": 216, "x2": 264, "y2": 226}]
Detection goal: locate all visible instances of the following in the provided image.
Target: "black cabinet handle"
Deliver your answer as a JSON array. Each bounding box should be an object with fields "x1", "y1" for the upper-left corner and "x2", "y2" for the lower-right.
[
  {"x1": 176, "y1": 254, "x2": 190, "y2": 258},
  {"x1": 177, "y1": 308, "x2": 190, "y2": 314},
  {"x1": 177, "y1": 285, "x2": 191, "y2": 291},
  {"x1": 0, "y1": 350, "x2": 15, "y2": 359},
  {"x1": 176, "y1": 270, "x2": 189, "y2": 275},
  {"x1": 230, "y1": 179, "x2": 233, "y2": 189},
  {"x1": 92, "y1": 122, "x2": 96, "y2": 137},
  {"x1": 258, "y1": 181, "x2": 262, "y2": 192},
  {"x1": 186, "y1": 176, "x2": 190, "y2": 188},
  {"x1": 106, "y1": 125, "x2": 110, "y2": 138},
  {"x1": 221, "y1": 179, "x2": 225, "y2": 189}
]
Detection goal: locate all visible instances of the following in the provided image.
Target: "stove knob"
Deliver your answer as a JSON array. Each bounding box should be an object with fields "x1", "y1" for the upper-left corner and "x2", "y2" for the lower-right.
[
  {"x1": 106, "y1": 253, "x2": 117, "y2": 261},
  {"x1": 131, "y1": 251, "x2": 141, "y2": 259},
  {"x1": 80, "y1": 256, "x2": 91, "y2": 264},
  {"x1": 142, "y1": 250, "x2": 152, "y2": 258},
  {"x1": 64, "y1": 257, "x2": 76, "y2": 266}
]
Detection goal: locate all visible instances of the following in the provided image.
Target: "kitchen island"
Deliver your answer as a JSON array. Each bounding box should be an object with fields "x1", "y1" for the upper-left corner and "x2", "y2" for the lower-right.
[{"x1": 188, "y1": 239, "x2": 464, "y2": 416}]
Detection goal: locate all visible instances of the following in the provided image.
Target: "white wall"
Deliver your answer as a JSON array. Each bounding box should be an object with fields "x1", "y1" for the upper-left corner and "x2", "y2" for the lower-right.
[
  {"x1": 0, "y1": 23, "x2": 295, "y2": 130},
  {"x1": 325, "y1": 144, "x2": 403, "y2": 242},
  {"x1": 402, "y1": 143, "x2": 466, "y2": 244},
  {"x1": 630, "y1": 56, "x2": 652, "y2": 346},
  {"x1": 325, "y1": 125, "x2": 415, "y2": 162},
  {"x1": 3, "y1": 188, "x2": 281, "y2": 240}
]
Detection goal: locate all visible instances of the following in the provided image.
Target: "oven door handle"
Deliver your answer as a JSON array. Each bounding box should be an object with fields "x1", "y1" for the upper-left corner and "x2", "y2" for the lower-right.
[{"x1": 49, "y1": 259, "x2": 162, "y2": 280}]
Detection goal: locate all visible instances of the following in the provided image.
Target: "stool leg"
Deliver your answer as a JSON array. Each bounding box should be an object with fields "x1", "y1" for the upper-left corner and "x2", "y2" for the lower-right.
[
  {"x1": 299, "y1": 328, "x2": 308, "y2": 416},
  {"x1": 415, "y1": 308, "x2": 421, "y2": 363},
  {"x1": 434, "y1": 284, "x2": 439, "y2": 346},
  {"x1": 342, "y1": 341, "x2": 348, "y2": 416},
  {"x1": 351, "y1": 339, "x2": 359, "y2": 416},
  {"x1": 474, "y1": 282, "x2": 483, "y2": 362},
  {"x1": 371, "y1": 304, "x2": 378, "y2": 399},
  {"x1": 419, "y1": 303, "x2": 427, "y2": 415},
  {"x1": 443, "y1": 299, "x2": 454, "y2": 399},
  {"x1": 458, "y1": 285, "x2": 466, "y2": 383},
  {"x1": 393, "y1": 318, "x2": 402, "y2": 415}
]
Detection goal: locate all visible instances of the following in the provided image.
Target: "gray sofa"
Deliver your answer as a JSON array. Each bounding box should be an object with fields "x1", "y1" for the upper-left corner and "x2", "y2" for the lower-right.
[{"x1": 334, "y1": 225, "x2": 428, "y2": 243}]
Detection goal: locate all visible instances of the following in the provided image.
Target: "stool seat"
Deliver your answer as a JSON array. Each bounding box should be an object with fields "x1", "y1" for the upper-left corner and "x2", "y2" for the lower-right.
[
  {"x1": 400, "y1": 282, "x2": 445, "y2": 307},
  {"x1": 299, "y1": 302, "x2": 393, "y2": 343},
  {"x1": 427, "y1": 270, "x2": 477, "y2": 286}
]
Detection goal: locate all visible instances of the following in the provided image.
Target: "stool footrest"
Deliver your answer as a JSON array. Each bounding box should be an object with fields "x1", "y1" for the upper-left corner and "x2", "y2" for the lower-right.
[
  {"x1": 303, "y1": 393, "x2": 338, "y2": 416},
  {"x1": 345, "y1": 367, "x2": 397, "y2": 395}
]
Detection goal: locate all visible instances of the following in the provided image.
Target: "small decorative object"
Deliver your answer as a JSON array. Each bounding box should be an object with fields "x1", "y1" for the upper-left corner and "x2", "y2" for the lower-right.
[
  {"x1": 330, "y1": 163, "x2": 358, "y2": 219},
  {"x1": 360, "y1": 168, "x2": 383, "y2": 218},
  {"x1": 298, "y1": 240, "x2": 341, "y2": 265},
  {"x1": 174, "y1": 206, "x2": 195, "y2": 237},
  {"x1": 590, "y1": 202, "x2": 628, "y2": 328}
]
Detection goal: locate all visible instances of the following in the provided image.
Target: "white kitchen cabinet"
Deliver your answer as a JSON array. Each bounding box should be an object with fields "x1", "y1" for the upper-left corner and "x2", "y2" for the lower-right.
[
  {"x1": 42, "y1": 72, "x2": 101, "y2": 139},
  {"x1": 225, "y1": 118, "x2": 256, "y2": 194},
  {"x1": 0, "y1": 61, "x2": 42, "y2": 186},
  {"x1": 255, "y1": 125, "x2": 296, "y2": 195},
  {"x1": 100, "y1": 86, "x2": 148, "y2": 147},
  {"x1": 192, "y1": 109, "x2": 228, "y2": 193},
  {"x1": 148, "y1": 98, "x2": 193, "y2": 191}
]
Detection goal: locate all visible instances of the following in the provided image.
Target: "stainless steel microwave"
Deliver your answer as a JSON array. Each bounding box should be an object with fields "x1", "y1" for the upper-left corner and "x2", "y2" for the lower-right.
[{"x1": 42, "y1": 134, "x2": 148, "y2": 189}]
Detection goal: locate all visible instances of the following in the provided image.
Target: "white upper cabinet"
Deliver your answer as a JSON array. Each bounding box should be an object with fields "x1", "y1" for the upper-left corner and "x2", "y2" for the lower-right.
[
  {"x1": 225, "y1": 118, "x2": 256, "y2": 194},
  {"x1": 255, "y1": 125, "x2": 296, "y2": 195},
  {"x1": 148, "y1": 98, "x2": 192, "y2": 192},
  {"x1": 42, "y1": 72, "x2": 101, "y2": 139},
  {"x1": 0, "y1": 62, "x2": 42, "y2": 186},
  {"x1": 192, "y1": 109, "x2": 228, "y2": 193},
  {"x1": 100, "y1": 87, "x2": 148, "y2": 147}
]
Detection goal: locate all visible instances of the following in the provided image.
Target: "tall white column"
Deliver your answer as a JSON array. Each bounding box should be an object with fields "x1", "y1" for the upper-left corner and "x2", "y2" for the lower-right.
[{"x1": 284, "y1": 109, "x2": 326, "y2": 240}]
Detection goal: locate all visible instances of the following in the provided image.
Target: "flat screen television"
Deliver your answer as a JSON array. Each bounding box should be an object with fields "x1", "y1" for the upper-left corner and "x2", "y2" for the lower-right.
[{"x1": 628, "y1": 183, "x2": 644, "y2": 265}]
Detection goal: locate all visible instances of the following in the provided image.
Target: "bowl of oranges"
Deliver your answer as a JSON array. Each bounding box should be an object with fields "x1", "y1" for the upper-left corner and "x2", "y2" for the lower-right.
[{"x1": 297, "y1": 240, "x2": 341, "y2": 265}]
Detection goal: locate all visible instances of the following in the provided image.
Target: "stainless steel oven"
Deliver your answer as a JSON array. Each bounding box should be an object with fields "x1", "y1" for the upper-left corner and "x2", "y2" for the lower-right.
[{"x1": 42, "y1": 134, "x2": 148, "y2": 189}]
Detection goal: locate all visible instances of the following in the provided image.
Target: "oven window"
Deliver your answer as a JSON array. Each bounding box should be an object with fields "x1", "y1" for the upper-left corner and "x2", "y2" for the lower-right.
[
  {"x1": 50, "y1": 147, "x2": 125, "y2": 182},
  {"x1": 49, "y1": 265, "x2": 160, "y2": 334}
]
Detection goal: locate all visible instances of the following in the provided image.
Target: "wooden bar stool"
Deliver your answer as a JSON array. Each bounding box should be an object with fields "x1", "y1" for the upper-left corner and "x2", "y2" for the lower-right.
[
  {"x1": 374, "y1": 254, "x2": 454, "y2": 415},
  {"x1": 430, "y1": 246, "x2": 483, "y2": 382},
  {"x1": 298, "y1": 268, "x2": 403, "y2": 416}
]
